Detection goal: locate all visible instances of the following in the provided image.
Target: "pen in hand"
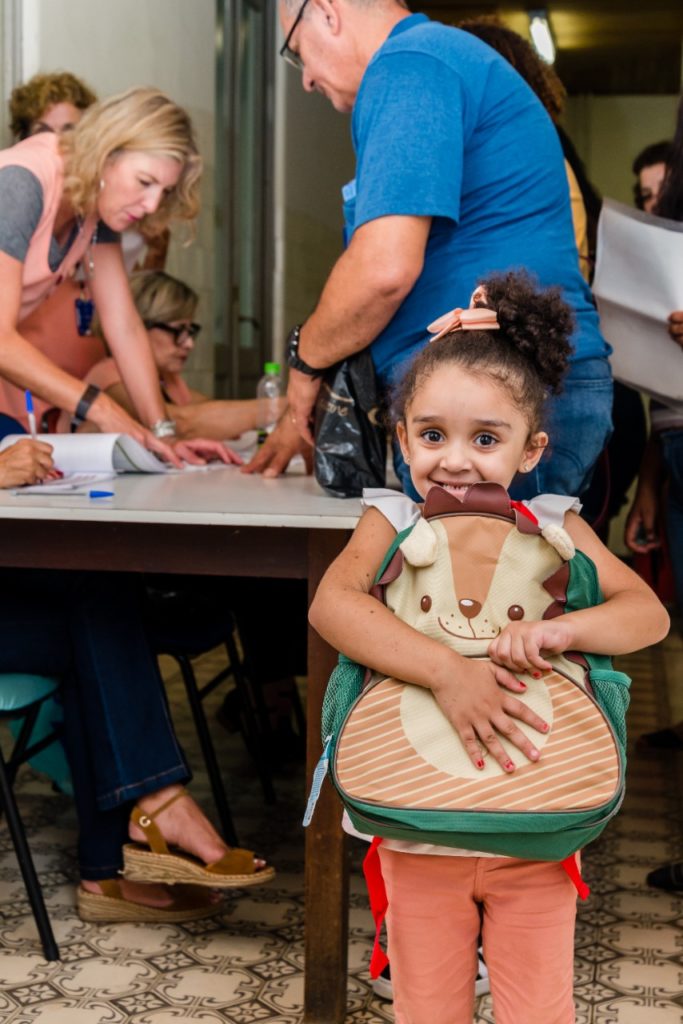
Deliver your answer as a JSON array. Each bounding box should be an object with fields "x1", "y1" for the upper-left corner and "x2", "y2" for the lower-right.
[{"x1": 25, "y1": 390, "x2": 37, "y2": 439}]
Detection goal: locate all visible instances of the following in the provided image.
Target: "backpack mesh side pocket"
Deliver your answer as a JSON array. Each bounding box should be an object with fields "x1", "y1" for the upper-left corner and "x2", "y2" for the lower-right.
[
  {"x1": 321, "y1": 654, "x2": 365, "y2": 741},
  {"x1": 588, "y1": 668, "x2": 631, "y2": 754}
]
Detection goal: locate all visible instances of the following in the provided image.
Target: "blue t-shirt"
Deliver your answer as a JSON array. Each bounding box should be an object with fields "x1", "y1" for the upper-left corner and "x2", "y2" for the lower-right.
[{"x1": 344, "y1": 15, "x2": 608, "y2": 384}]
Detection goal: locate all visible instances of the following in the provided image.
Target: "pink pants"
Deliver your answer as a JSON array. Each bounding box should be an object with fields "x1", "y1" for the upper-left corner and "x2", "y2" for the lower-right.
[{"x1": 378, "y1": 848, "x2": 577, "y2": 1024}]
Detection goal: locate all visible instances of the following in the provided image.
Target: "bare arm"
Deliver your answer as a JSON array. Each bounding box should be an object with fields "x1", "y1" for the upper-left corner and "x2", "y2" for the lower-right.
[
  {"x1": 173, "y1": 398, "x2": 274, "y2": 440},
  {"x1": 296, "y1": 214, "x2": 431, "y2": 370},
  {"x1": 560, "y1": 512, "x2": 670, "y2": 653},
  {"x1": 246, "y1": 214, "x2": 430, "y2": 474},
  {"x1": 104, "y1": 378, "x2": 264, "y2": 442},
  {"x1": 310, "y1": 509, "x2": 550, "y2": 772},
  {"x1": 489, "y1": 511, "x2": 670, "y2": 673}
]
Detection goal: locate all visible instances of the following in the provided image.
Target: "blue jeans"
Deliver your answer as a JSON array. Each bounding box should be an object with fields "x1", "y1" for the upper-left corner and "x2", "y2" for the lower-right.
[
  {"x1": 661, "y1": 429, "x2": 683, "y2": 612},
  {"x1": 392, "y1": 357, "x2": 613, "y2": 502},
  {"x1": 0, "y1": 569, "x2": 189, "y2": 879}
]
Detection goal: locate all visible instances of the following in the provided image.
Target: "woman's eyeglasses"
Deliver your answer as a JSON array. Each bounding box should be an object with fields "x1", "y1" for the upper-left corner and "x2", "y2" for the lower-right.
[{"x1": 145, "y1": 321, "x2": 201, "y2": 345}]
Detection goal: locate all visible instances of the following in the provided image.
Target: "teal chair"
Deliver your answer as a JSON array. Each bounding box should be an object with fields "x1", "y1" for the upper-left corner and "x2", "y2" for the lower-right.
[{"x1": 0, "y1": 674, "x2": 62, "y2": 961}]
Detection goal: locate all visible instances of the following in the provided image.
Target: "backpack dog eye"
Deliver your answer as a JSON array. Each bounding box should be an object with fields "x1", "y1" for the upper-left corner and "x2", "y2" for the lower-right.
[{"x1": 318, "y1": 482, "x2": 630, "y2": 863}]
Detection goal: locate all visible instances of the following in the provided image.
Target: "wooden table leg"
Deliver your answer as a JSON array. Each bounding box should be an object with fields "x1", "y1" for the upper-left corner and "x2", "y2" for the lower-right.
[{"x1": 304, "y1": 530, "x2": 351, "y2": 1024}]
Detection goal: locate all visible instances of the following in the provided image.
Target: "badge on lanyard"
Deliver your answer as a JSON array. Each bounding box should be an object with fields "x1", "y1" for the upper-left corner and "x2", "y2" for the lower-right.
[{"x1": 75, "y1": 292, "x2": 94, "y2": 336}]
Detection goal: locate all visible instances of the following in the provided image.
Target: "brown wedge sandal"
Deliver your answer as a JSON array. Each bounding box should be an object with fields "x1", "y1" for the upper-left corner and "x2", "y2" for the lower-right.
[
  {"x1": 122, "y1": 789, "x2": 276, "y2": 889},
  {"x1": 77, "y1": 879, "x2": 224, "y2": 923}
]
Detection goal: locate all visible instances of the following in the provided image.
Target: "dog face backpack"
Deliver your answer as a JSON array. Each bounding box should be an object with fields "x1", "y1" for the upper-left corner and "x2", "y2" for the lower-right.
[{"x1": 307, "y1": 482, "x2": 630, "y2": 869}]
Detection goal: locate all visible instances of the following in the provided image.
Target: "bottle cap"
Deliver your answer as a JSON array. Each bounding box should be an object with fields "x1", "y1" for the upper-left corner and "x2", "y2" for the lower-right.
[{"x1": 264, "y1": 361, "x2": 281, "y2": 375}]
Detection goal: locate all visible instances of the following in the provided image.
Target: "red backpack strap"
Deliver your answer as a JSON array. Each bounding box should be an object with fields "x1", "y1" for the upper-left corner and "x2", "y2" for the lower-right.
[
  {"x1": 561, "y1": 852, "x2": 590, "y2": 900},
  {"x1": 363, "y1": 837, "x2": 389, "y2": 978}
]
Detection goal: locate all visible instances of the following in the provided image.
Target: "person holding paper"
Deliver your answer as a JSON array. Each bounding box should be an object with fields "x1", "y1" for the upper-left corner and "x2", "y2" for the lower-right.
[
  {"x1": 0, "y1": 85, "x2": 226, "y2": 468},
  {"x1": 625, "y1": 104, "x2": 683, "y2": 836}
]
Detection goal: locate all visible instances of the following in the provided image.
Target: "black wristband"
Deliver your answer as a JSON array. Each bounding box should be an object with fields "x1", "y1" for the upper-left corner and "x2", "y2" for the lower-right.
[
  {"x1": 286, "y1": 323, "x2": 322, "y2": 378},
  {"x1": 71, "y1": 383, "x2": 101, "y2": 431}
]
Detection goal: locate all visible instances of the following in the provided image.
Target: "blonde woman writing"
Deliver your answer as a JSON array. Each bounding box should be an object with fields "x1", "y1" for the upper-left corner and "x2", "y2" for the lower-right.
[{"x1": 0, "y1": 85, "x2": 228, "y2": 466}]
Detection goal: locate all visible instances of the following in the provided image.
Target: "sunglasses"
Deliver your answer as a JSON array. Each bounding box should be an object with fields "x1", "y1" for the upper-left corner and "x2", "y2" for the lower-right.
[
  {"x1": 145, "y1": 321, "x2": 201, "y2": 345},
  {"x1": 279, "y1": 0, "x2": 310, "y2": 70}
]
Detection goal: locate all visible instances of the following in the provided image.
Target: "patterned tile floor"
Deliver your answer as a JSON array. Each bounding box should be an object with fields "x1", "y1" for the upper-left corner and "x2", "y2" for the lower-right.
[{"x1": 0, "y1": 631, "x2": 680, "y2": 1023}]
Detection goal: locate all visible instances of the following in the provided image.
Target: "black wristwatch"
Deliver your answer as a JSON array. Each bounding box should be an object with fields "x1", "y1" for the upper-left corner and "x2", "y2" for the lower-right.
[{"x1": 286, "y1": 324, "x2": 322, "y2": 378}]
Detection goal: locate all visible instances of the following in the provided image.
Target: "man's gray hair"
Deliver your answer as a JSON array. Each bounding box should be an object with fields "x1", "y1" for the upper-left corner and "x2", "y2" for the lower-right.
[{"x1": 283, "y1": 0, "x2": 409, "y2": 11}]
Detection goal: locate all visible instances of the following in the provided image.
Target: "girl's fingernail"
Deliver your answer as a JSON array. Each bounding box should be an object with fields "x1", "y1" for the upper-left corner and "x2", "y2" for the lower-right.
[
  {"x1": 542, "y1": 722, "x2": 550, "y2": 732},
  {"x1": 504, "y1": 759, "x2": 515, "y2": 772},
  {"x1": 532, "y1": 671, "x2": 542, "y2": 679},
  {"x1": 475, "y1": 758, "x2": 485, "y2": 770},
  {"x1": 529, "y1": 747, "x2": 540, "y2": 760},
  {"x1": 518, "y1": 680, "x2": 527, "y2": 690}
]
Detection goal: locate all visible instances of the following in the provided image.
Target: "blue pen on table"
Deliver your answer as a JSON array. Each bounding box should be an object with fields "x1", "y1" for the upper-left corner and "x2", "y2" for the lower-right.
[
  {"x1": 24, "y1": 390, "x2": 37, "y2": 439},
  {"x1": 89, "y1": 490, "x2": 114, "y2": 499}
]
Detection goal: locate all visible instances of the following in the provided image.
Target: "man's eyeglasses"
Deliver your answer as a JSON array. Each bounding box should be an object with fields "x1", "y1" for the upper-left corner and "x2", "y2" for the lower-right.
[
  {"x1": 279, "y1": 0, "x2": 310, "y2": 70},
  {"x1": 145, "y1": 321, "x2": 202, "y2": 345}
]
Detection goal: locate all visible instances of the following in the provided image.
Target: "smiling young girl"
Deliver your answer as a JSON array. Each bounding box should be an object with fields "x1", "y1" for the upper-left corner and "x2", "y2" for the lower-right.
[{"x1": 309, "y1": 270, "x2": 669, "y2": 1024}]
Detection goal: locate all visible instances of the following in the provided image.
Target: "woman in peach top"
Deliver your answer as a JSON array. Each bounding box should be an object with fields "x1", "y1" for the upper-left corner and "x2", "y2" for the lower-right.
[{"x1": 0, "y1": 85, "x2": 225, "y2": 467}]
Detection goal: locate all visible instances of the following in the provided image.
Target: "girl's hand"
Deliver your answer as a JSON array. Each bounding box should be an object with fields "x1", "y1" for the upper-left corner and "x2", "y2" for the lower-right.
[
  {"x1": 169, "y1": 438, "x2": 243, "y2": 467},
  {"x1": 431, "y1": 657, "x2": 549, "y2": 773},
  {"x1": 488, "y1": 620, "x2": 575, "y2": 674},
  {"x1": 0, "y1": 439, "x2": 54, "y2": 488}
]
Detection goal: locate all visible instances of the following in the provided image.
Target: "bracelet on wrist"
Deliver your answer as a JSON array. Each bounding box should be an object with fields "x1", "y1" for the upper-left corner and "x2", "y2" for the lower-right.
[
  {"x1": 150, "y1": 418, "x2": 177, "y2": 439},
  {"x1": 70, "y1": 383, "x2": 101, "y2": 432}
]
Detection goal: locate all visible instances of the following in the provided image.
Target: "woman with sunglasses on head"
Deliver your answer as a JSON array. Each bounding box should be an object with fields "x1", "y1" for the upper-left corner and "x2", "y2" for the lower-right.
[{"x1": 60, "y1": 270, "x2": 279, "y2": 440}]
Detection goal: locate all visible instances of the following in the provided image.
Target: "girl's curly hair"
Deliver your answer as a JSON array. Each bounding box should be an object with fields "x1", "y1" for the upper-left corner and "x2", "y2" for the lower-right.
[{"x1": 392, "y1": 269, "x2": 575, "y2": 435}]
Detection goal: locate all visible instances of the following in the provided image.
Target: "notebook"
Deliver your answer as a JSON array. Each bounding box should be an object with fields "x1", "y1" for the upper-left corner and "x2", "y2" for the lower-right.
[{"x1": 0, "y1": 432, "x2": 169, "y2": 475}]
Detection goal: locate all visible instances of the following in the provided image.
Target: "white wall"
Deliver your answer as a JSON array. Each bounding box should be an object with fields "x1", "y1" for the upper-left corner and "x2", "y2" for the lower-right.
[
  {"x1": 17, "y1": 0, "x2": 217, "y2": 392},
  {"x1": 563, "y1": 94, "x2": 680, "y2": 205},
  {"x1": 279, "y1": 64, "x2": 355, "y2": 339}
]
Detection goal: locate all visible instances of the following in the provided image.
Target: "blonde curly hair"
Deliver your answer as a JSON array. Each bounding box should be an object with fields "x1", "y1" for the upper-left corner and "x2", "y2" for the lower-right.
[
  {"x1": 60, "y1": 86, "x2": 202, "y2": 236},
  {"x1": 9, "y1": 71, "x2": 96, "y2": 139}
]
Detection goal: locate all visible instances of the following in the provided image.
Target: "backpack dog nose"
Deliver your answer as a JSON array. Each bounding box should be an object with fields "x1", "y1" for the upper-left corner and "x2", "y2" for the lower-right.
[{"x1": 458, "y1": 598, "x2": 481, "y2": 619}]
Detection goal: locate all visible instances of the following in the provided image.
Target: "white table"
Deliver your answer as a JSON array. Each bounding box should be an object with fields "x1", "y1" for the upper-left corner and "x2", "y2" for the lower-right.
[{"x1": 0, "y1": 468, "x2": 361, "y2": 1024}]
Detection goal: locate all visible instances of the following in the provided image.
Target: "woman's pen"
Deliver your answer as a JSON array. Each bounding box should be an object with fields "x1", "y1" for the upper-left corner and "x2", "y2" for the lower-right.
[{"x1": 24, "y1": 390, "x2": 37, "y2": 439}]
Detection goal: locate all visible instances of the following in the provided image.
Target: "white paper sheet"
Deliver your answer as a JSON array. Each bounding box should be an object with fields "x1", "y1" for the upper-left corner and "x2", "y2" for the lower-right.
[{"x1": 593, "y1": 199, "x2": 683, "y2": 408}]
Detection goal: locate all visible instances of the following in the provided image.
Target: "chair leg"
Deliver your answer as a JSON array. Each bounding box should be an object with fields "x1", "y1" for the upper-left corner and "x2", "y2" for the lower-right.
[
  {"x1": 0, "y1": 755, "x2": 59, "y2": 961},
  {"x1": 174, "y1": 655, "x2": 240, "y2": 848},
  {"x1": 224, "y1": 632, "x2": 276, "y2": 804}
]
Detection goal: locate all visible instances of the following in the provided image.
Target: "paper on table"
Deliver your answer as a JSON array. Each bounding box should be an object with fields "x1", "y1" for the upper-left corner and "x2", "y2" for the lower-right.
[
  {"x1": 12, "y1": 472, "x2": 115, "y2": 495},
  {"x1": 593, "y1": 200, "x2": 683, "y2": 408},
  {"x1": 0, "y1": 432, "x2": 168, "y2": 474}
]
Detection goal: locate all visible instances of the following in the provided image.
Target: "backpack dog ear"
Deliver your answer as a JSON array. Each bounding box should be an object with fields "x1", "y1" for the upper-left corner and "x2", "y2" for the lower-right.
[
  {"x1": 400, "y1": 518, "x2": 438, "y2": 566},
  {"x1": 542, "y1": 524, "x2": 576, "y2": 560}
]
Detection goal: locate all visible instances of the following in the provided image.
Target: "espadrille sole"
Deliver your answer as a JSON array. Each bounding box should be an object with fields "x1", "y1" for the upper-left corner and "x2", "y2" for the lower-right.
[
  {"x1": 77, "y1": 885, "x2": 224, "y2": 923},
  {"x1": 122, "y1": 844, "x2": 276, "y2": 888}
]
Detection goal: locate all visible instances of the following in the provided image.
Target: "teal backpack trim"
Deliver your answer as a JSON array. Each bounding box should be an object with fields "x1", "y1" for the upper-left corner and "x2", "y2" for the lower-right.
[{"x1": 318, "y1": 521, "x2": 630, "y2": 862}]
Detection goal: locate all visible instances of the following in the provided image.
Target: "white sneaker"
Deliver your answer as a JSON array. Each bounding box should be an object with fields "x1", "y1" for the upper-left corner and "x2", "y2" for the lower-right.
[
  {"x1": 371, "y1": 966, "x2": 393, "y2": 1000},
  {"x1": 371, "y1": 953, "x2": 490, "y2": 1002},
  {"x1": 475, "y1": 952, "x2": 490, "y2": 997}
]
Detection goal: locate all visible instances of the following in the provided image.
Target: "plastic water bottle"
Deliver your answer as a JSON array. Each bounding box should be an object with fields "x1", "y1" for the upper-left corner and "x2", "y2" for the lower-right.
[{"x1": 256, "y1": 361, "x2": 283, "y2": 445}]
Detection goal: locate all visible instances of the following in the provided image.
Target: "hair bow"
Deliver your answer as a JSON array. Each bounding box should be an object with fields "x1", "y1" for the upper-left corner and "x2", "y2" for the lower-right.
[{"x1": 427, "y1": 306, "x2": 500, "y2": 342}]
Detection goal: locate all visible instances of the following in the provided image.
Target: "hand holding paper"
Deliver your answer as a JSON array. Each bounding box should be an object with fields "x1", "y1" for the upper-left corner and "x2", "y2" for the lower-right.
[{"x1": 593, "y1": 200, "x2": 683, "y2": 408}]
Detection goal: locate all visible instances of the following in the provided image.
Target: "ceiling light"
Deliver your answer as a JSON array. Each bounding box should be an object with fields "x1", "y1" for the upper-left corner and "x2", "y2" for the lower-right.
[{"x1": 529, "y1": 11, "x2": 556, "y2": 64}]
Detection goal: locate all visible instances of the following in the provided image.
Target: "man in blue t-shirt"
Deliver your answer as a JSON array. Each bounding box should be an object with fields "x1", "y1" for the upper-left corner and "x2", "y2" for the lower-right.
[{"x1": 248, "y1": 0, "x2": 612, "y2": 500}]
